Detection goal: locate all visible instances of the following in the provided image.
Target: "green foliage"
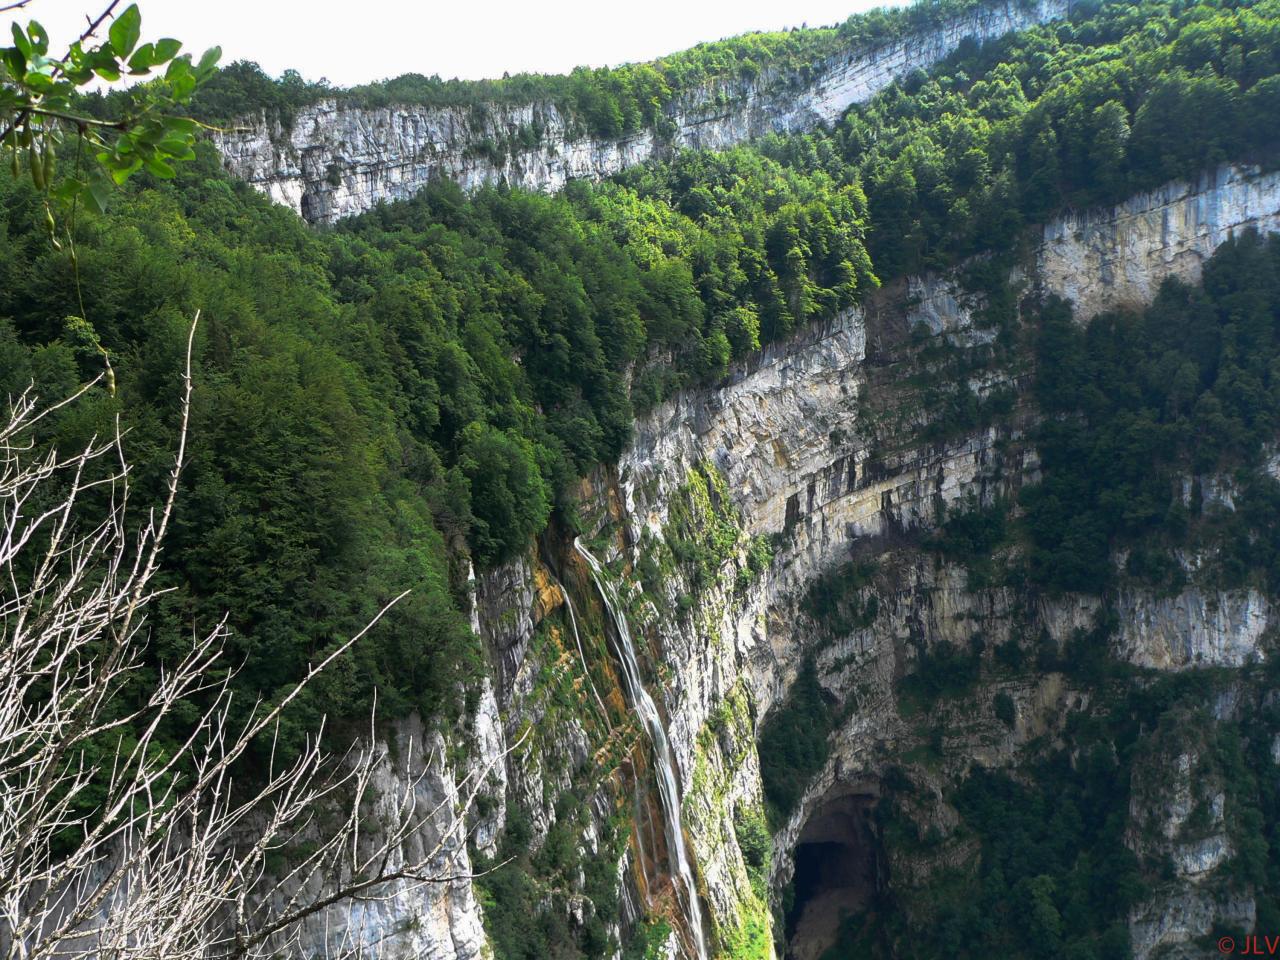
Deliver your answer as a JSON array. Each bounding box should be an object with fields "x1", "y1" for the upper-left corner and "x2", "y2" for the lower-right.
[
  {"x1": 0, "y1": 106, "x2": 875, "y2": 754},
  {"x1": 612, "y1": 147, "x2": 876, "y2": 350},
  {"x1": 993, "y1": 691, "x2": 1016, "y2": 727},
  {"x1": 2, "y1": 5, "x2": 219, "y2": 215},
  {"x1": 666, "y1": 461, "x2": 747, "y2": 592},
  {"x1": 928, "y1": 494, "x2": 1011, "y2": 587},
  {"x1": 190, "y1": 61, "x2": 326, "y2": 126},
  {"x1": 722, "y1": 892, "x2": 774, "y2": 960},
  {"x1": 758, "y1": 659, "x2": 834, "y2": 827},
  {"x1": 191, "y1": 0, "x2": 1019, "y2": 137},
  {"x1": 801, "y1": 560, "x2": 879, "y2": 636},
  {"x1": 734, "y1": 807, "x2": 773, "y2": 898},
  {"x1": 8, "y1": 4, "x2": 1280, "y2": 948},
  {"x1": 739, "y1": 534, "x2": 775, "y2": 592},
  {"x1": 0, "y1": 151, "x2": 493, "y2": 742},
  {"x1": 460, "y1": 424, "x2": 551, "y2": 565},
  {"x1": 622, "y1": 919, "x2": 674, "y2": 960},
  {"x1": 899, "y1": 637, "x2": 983, "y2": 708},
  {"x1": 1024, "y1": 232, "x2": 1280, "y2": 593},
  {"x1": 756, "y1": 0, "x2": 1280, "y2": 278},
  {"x1": 477, "y1": 795, "x2": 623, "y2": 959},
  {"x1": 848, "y1": 665, "x2": 1280, "y2": 960},
  {"x1": 875, "y1": 712, "x2": 1148, "y2": 957}
]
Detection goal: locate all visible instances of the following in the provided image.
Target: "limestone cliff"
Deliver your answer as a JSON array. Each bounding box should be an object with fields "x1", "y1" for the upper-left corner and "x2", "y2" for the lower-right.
[
  {"x1": 213, "y1": 0, "x2": 1067, "y2": 223},
  {"x1": 275, "y1": 163, "x2": 1280, "y2": 959},
  {"x1": 597, "y1": 162, "x2": 1280, "y2": 958}
]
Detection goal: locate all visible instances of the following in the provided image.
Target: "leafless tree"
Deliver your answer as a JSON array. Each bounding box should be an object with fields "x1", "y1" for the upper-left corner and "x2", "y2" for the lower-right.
[{"x1": 0, "y1": 317, "x2": 512, "y2": 960}]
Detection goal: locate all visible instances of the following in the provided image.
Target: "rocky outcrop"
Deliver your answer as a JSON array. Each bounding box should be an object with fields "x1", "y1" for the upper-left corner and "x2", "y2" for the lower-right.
[
  {"x1": 1113, "y1": 589, "x2": 1271, "y2": 670},
  {"x1": 1126, "y1": 735, "x2": 1253, "y2": 960},
  {"x1": 1129, "y1": 890, "x2": 1256, "y2": 960},
  {"x1": 287, "y1": 716, "x2": 492, "y2": 960},
  {"x1": 214, "y1": 0, "x2": 1068, "y2": 222},
  {"x1": 1038, "y1": 163, "x2": 1280, "y2": 319}
]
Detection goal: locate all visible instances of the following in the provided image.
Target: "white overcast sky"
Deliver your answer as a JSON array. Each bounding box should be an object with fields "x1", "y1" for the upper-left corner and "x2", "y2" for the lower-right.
[{"x1": 23, "y1": 0, "x2": 912, "y2": 87}]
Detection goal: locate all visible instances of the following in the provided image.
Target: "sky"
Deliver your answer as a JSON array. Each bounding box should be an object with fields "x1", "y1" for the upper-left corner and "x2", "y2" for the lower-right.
[{"x1": 24, "y1": 0, "x2": 912, "y2": 87}]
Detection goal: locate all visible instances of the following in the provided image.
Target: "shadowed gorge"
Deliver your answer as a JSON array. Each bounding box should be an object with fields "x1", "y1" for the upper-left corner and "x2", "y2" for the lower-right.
[{"x1": 785, "y1": 789, "x2": 885, "y2": 960}]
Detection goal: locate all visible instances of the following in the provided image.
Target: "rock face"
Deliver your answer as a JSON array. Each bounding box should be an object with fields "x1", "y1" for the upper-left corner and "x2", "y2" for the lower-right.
[
  {"x1": 1038, "y1": 164, "x2": 1280, "y2": 319},
  {"x1": 594, "y1": 164, "x2": 1280, "y2": 955},
  {"x1": 276, "y1": 162, "x2": 1280, "y2": 958},
  {"x1": 214, "y1": 0, "x2": 1068, "y2": 223},
  {"x1": 1113, "y1": 588, "x2": 1271, "y2": 670},
  {"x1": 277, "y1": 716, "x2": 491, "y2": 960}
]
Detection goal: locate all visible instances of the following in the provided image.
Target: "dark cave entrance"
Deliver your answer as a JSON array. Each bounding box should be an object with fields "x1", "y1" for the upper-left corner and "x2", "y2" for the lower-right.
[
  {"x1": 299, "y1": 190, "x2": 323, "y2": 222},
  {"x1": 785, "y1": 787, "x2": 885, "y2": 960}
]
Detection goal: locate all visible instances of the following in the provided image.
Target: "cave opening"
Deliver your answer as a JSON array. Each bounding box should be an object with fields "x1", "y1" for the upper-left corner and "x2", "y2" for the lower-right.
[
  {"x1": 299, "y1": 189, "x2": 326, "y2": 223},
  {"x1": 784, "y1": 786, "x2": 885, "y2": 960}
]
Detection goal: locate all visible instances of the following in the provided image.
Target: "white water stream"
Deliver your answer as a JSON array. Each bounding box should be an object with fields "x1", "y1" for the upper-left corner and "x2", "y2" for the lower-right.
[{"x1": 574, "y1": 539, "x2": 708, "y2": 960}]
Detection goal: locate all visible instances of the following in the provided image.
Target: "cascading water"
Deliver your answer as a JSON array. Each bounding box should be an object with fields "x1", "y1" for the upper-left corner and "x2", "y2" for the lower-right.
[
  {"x1": 558, "y1": 582, "x2": 610, "y2": 720},
  {"x1": 574, "y1": 538, "x2": 709, "y2": 960}
]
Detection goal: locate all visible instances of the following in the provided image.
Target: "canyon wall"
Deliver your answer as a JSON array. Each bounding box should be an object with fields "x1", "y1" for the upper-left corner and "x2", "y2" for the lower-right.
[
  {"x1": 213, "y1": 0, "x2": 1068, "y2": 223},
  {"x1": 274, "y1": 163, "x2": 1280, "y2": 959},
  {"x1": 601, "y1": 162, "x2": 1280, "y2": 958}
]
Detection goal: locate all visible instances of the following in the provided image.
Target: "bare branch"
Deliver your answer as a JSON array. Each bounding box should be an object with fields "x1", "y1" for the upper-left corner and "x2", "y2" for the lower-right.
[{"x1": 0, "y1": 318, "x2": 497, "y2": 960}]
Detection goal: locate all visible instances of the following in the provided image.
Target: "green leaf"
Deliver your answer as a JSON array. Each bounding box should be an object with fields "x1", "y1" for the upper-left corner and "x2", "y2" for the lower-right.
[
  {"x1": 127, "y1": 42, "x2": 156, "y2": 73},
  {"x1": 10, "y1": 23, "x2": 32, "y2": 58},
  {"x1": 26, "y1": 20, "x2": 48, "y2": 55},
  {"x1": 195, "y1": 45, "x2": 221, "y2": 76},
  {"x1": 62, "y1": 62, "x2": 94, "y2": 84},
  {"x1": 157, "y1": 136, "x2": 195, "y2": 156},
  {"x1": 22, "y1": 71, "x2": 54, "y2": 92},
  {"x1": 3, "y1": 48, "x2": 26, "y2": 78},
  {"x1": 82, "y1": 176, "x2": 112, "y2": 215},
  {"x1": 153, "y1": 38, "x2": 181, "y2": 61},
  {"x1": 161, "y1": 117, "x2": 198, "y2": 136},
  {"x1": 87, "y1": 46, "x2": 117, "y2": 68},
  {"x1": 101, "y1": 155, "x2": 141, "y2": 184},
  {"x1": 144, "y1": 155, "x2": 174, "y2": 178},
  {"x1": 108, "y1": 4, "x2": 141, "y2": 58},
  {"x1": 170, "y1": 72, "x2": 196, "y2": 100}
]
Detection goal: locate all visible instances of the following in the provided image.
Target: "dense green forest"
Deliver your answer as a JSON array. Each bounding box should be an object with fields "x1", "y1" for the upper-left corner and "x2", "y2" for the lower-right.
[
  {"x1": 1025, "y1": 232, "x2": 1280, "y2": 594},
  {"x1": 916, "y1": 230, "x2": 1280, "y2": 596},
  {"x1": 737, "y1": 0, "x2": 1280, "y2": 278}
]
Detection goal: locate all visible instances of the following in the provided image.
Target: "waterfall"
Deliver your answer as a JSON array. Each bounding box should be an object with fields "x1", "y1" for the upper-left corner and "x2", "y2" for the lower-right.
[
  {"x1": 558, "y1": 582, "x2": 610, "y2": 719},
  {"x1": 574, "y1": 539, "x2": 708, "y2": 960}
]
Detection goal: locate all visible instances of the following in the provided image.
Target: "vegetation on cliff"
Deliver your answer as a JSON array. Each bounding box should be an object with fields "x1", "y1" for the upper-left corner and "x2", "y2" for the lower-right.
[
  {"x1": 191, "y1": 0, "x2": 1037, "y2": 135},
  {"x1": 1027, "y1": 232, "x2": 1280, "y2": 594},
  {"x1": 7, "y1": 0, "x2": 1280, "y2": 956},
  {"x1": 4, "y1": 0, "x2": 1280, "y2": 777}
]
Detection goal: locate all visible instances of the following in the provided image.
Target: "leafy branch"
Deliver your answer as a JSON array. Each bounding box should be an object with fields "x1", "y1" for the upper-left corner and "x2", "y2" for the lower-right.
[{"x1": 1, "y1": 1, "x2": 220, "y2": 215}]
